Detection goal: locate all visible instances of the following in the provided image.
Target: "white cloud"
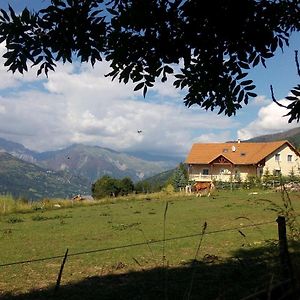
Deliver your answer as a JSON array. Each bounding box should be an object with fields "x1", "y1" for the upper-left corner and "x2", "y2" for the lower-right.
[
  {"x1": 0, "y1": 57, "x2": 237, "y2": 156},
  {"x1": 192, "y1": 131, "x2": 232, "y2": 143},
  {"x1": 238, "y1": 99, "x2": 299, "y2": 140},
  {"x1": 251, "y1": 95, "x2": 271, "y2": 106},
  {"x1": 0, "y1": 103, "x2": 6, "y2": 114}
]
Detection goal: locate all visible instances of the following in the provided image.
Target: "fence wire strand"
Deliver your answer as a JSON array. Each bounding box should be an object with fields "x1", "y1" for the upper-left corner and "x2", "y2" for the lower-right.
[{"x1": 0, "y1": 220, "x2": 275, "y2": 268}]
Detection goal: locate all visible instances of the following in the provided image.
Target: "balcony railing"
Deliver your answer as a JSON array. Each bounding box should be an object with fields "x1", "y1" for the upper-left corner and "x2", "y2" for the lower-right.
[{"x1": 189, "y1": 174, "x2": 232, "y2": 182}]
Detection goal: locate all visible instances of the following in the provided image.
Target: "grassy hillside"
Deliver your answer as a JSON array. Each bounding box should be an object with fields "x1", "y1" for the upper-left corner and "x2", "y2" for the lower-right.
[
  {"x1": 137, "y1": 168, "x2": 175, "y2": 191},
  {"x1": 0, "y1": 152, "x2": 89, "y2": 200},
  {"x1": 1, "y1": 190, "x2": 299, "y2": 299},
  {"x1": 246, "y1": 127, "x2": 300, "y2": 148}
]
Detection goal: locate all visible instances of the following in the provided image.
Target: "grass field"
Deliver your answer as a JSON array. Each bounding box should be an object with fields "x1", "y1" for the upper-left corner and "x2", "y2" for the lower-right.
[{"x1": 0, "y1": 189, "x2": 300, "y2": 299}]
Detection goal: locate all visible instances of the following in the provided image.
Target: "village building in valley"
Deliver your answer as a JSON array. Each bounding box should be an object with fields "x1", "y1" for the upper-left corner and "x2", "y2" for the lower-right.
[{"x1": 185, "y1": 140, "x2": 300, "y2": 182}]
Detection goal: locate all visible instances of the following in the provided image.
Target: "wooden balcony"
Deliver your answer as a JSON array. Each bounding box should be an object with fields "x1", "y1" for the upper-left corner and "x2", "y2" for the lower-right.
[{"x1": 189, "y1": 174, "x2": 232, "y2": 182}]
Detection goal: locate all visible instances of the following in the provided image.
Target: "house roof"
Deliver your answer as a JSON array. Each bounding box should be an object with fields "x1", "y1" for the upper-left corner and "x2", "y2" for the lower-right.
[{"x1": 185, "y1": 140, "x2": 298, "y2": 165}]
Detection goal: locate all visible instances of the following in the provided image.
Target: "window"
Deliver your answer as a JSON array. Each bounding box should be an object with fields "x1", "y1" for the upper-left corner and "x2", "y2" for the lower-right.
[
  {"x1": 202, "y1": 169, "x2": 209, "y2": 175},
  {"x1": 240, "y1": 152, "x2": 246, "y2": 156},
  {"x1": 273, "y1": 169, "x2": 281, "y2": 176},
  {"x1": 287, "y1": 155, "x2": 292, "y2": 162},
  {"x1": 275, "y1": 154, "x2": 280, "y2": 161},
  {"x1": 223, "y1": 148, "x2": 228, "y2": 153},
  {"x1": 234, "y1": 169, "x2": 241, "y2": 180}
]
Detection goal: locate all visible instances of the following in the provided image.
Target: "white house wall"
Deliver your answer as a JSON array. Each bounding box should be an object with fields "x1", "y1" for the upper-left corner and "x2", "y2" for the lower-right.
[
  {"x1": 264, "y1": 144, "x2": 300, "y2": 176},
  {"x1": 188, "y1": 164, "x2": 257, "y2": 182}
]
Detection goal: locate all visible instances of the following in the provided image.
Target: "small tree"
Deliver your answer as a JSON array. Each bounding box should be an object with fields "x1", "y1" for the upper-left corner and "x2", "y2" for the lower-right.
[
  {"x1": 244, "y1": 174, "x2": 261, "y2": 189},
  {"x1": 262, "y1": 168, "x2": 272, "y2": 183},
  {"x1": 288, "y1": 167, "x2": 300, "y2": 183},
  {"x1": 172, "y1": 163, "x2": 188, "y2": 191},
  {"x1": 135, "y1": 181, "x2": 151, "y2": 194},
  {"x1": 118, "y1": 177, "x2": 134, "y2": 196},
  {"x1": 91, "y1": 175, "x2": 120, "y2": 199}
]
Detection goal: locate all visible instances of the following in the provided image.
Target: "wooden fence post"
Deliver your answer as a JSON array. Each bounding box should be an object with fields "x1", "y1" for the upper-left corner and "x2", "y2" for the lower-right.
[
  {"x1": 276, "y1": 216, "x2": 293, "y2": 282},
  {"x1": 54, "y1": 248, "x2": 69, "y2": 294}
]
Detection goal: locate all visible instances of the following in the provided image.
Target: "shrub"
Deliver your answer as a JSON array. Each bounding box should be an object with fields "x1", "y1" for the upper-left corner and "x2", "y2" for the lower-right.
[
  {"x1": 7, "y1": 216, "x2": 24, "y2": 223},
  {"x1": 244, "y1": 175, "x2": 261, "y2": 189}
]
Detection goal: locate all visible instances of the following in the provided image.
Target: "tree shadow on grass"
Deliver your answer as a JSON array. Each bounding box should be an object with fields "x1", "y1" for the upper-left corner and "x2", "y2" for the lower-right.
[{"x1": 1, "y1": 241, "x2": 300, "y2": 300}]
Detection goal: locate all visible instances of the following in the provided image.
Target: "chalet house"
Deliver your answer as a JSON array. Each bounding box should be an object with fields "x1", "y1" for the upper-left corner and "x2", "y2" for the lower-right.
[{"x1": 185, "y1": 140, "x2": 300, "y2": 182}]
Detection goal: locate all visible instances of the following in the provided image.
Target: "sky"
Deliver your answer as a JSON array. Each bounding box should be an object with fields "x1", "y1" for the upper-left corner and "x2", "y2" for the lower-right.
[{"x1": 0, "y1": 1, "x2": 299, "y2": 157}]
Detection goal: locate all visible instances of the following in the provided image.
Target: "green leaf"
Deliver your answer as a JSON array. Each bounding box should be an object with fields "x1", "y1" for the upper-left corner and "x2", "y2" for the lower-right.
[
  {"x1": 164, "y1": 65, "x2": 173, "y2": 74},
  {"x1": 107, "y1": 8, "x2": 118, "y2": 16},
  {"x1": 175, "y1": 74, "x2": 185, "y2": 79},
  {"x1": 286, "y1": 96, "x2": 297, "y2": 101},
  {"x1": 252, "y1": 56, "x2": 260, "y2": 67},
  {"x1": 240, "y1": 80, "x2": 253, "y2": 86},
  {"x1": 236, "y1": 73, "x2": 247, "y2": 80},
  {"x1": 32, "y1": 56, "x2": 44, "y2": 66},
  {"x1": 8, "y1": 5, "x2": 17, "y2": 20},
  {"x1": 238, "y1": 61, "x2": 250, "y2": 69},
  {"x1": 0, "y1": 9, "x2": 10, "y2": 21},
  {"x1": 238, "y1": 90, "x2": 245, "y2": 103},
  {"x1": 143, "y1": 85, "x2": 147, "y2": 98},
  {"x1": 246, "y1": 92, "x2": 257, "y2": 98},
  {"x1": 233, "y1": 84, "x2": 240, "y2": 96},
  {"x1": 291, "y1": 89, "x2": 300, "y2": 97},
  {"x1": 244, "y1": 85, "x2": 255, "y2": 90},
  {"x1": 261, "y1": 52, "x2": 273, "y2": 59},
  {"x1": 134, "y1": 82, "x2": 144, "y2": 91},
  {"x1": 21, "y1": 8, "x2": 30, "y2": 22}
]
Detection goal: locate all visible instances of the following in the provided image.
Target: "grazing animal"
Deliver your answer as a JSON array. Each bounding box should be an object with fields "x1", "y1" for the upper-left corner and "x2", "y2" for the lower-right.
[
  {"x1": 72, "y1": 194, "x2": 83, "y2": 201},
  {"x1": 192, "y1": 182, "x2": 215, "y2": 197}
]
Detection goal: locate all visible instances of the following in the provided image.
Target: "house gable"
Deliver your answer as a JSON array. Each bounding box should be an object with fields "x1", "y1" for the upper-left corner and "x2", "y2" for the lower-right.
[{"x1": 209, "y1": 155, "x2": 233, "y2": 165}]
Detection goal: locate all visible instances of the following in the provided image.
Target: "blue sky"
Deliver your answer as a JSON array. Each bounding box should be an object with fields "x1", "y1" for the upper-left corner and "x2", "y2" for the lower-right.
[{"x1": 0, "y1": 1, "x2": 299, "y2": 156}]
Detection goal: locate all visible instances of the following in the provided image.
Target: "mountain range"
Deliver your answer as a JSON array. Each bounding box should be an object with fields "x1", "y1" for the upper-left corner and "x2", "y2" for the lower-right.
[
  {"x1": 0, "y1": 127, "x2": 299, "y2": 200},
  {"x1": 0, "y1": 152, "x2": 89, "y2": 200},
  {"x1": 0, "y1": 137, "x2": 180, "y2": 199}
]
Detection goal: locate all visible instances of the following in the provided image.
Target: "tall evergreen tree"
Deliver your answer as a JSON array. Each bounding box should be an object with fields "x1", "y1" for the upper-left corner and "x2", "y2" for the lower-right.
[{"x1": 172, "y1": 163, "x2": 188, "y2": 191}]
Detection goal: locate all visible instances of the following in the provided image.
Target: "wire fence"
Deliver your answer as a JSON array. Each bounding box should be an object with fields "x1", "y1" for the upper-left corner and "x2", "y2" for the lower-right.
[
  {"x1": 0, "y1": 220, "x2": 275, "y2": 268},
  {"x1": 1, "y1": 215, "x2": 298, "y2": 300}
]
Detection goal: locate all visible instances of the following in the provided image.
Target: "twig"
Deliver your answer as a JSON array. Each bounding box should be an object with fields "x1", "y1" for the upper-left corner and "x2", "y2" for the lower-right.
[
  {"x1": 295, "y1": 50, "x2": 300, "y2": 77},
  {"x1": 270, "y1": 85, "x2": 287, "y2": 108}
]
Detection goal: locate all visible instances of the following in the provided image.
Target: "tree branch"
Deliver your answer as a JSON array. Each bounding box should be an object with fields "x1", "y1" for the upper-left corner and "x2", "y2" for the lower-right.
[{"x1": 270, "y1": 85, "x2": 287, "y2": 108}]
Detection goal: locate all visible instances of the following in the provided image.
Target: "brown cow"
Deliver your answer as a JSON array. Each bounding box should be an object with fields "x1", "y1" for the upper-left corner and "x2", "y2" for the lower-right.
[{"x1": 192, "y1": 182, "x2": 215, "y2": 197}]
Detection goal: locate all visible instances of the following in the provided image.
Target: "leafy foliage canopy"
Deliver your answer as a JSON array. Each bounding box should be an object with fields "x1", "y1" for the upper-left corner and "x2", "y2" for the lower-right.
[
  {"x1": 92, "y1": 175, "x2": 134, "y2": 198},
  {"x1": 0, "y1": 0, "x2": 299, "y2": 120}
]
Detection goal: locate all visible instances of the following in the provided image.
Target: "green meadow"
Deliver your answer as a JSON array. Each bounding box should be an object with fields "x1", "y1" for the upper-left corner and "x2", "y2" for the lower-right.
[{"x1": 0, "y1": 190, "x2": 299, "y2": 299}]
